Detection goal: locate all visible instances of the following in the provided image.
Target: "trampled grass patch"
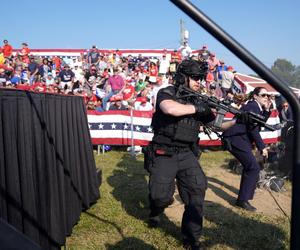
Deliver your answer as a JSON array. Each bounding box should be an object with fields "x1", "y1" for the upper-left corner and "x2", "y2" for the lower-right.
[{"x1": 65, "y1": 149, "x2": 290, "y2": 249}]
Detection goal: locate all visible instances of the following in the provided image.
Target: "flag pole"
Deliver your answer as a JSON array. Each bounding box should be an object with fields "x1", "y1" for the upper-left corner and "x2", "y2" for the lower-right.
[{"x1": 130, "y1": 108, "x2": 136, "y2": 158}]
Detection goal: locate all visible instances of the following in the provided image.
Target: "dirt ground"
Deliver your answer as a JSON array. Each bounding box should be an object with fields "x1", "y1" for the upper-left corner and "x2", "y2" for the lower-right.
[{"x1": 165, "y1": 167, "x2": 291, "y2": 223}]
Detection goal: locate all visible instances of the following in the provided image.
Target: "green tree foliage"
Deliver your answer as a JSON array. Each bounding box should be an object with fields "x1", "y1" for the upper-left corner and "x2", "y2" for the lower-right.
[{"x1": 271, "y1": 59, "x2": 300, "y2": 88}]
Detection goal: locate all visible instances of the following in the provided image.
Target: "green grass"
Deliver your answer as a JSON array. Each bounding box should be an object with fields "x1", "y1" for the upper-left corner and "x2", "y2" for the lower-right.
[{"x1": 65, "y1": 149, "x2": 290, "y2": 250}]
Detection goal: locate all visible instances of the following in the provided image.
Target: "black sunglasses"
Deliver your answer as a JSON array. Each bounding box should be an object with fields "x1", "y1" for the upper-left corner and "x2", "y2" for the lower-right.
[
  {"x1": 190, "y1": 75, "x2": 201, "y2": 81},
  {"x1": 259, "y1": 93, "x2": 269, "y2": 98}
]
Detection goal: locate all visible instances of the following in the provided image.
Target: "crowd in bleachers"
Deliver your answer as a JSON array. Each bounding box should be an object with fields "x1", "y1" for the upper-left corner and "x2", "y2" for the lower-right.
[{"x1": 0, "y1": 39, "x2": 292, "y2": 119}]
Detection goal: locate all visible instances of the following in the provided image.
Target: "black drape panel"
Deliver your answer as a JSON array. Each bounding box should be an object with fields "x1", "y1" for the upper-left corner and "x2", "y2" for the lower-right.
[{"x1": 0, "y1": 89, "x2": 100, "y2": 249}]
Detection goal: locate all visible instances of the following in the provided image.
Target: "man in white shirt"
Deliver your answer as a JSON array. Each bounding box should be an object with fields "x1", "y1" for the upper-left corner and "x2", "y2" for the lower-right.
[
  {"x1": 220, "y1": 66, "x2": 235, "y2": 98},
  {"x1": 158, "y1": 55, "x2": 170, "y2": 75},
  {"x1": 178, "y1": 41, "x2": 192, "y2": 59}
]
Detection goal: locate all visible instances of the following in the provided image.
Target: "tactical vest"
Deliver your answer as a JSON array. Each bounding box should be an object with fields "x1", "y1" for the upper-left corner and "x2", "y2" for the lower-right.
[{"x1": 153, "y1": 91, "x2": 201, "y2": 144}]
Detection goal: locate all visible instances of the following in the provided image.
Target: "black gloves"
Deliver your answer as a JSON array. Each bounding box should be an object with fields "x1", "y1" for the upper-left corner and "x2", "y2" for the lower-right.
[
  {"x1": 194, "y1": 101, "x2": 212, "y2": 117},
  {"x1": 235, "y1": 112, "x2": 251, "y2": 124}
]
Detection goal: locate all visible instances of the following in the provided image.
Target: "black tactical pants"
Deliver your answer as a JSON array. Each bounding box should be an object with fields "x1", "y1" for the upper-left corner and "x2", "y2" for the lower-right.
[{"x1": 148, "y1": 147, "x2": 207, "y2": 244}]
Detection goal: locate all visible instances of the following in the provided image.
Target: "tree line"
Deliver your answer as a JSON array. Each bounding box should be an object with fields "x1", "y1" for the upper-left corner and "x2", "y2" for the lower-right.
[{"x1": 271, "y1": 59, "x2": 300, "y2": 88}]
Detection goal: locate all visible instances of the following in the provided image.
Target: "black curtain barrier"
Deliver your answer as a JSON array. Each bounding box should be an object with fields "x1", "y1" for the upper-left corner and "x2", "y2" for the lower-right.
[{"x1": 0, "y1": 89, "x2": 100, "y2": 249}]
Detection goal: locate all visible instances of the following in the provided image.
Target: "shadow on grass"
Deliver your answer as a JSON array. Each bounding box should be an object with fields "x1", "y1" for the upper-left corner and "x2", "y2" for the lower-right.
[
  {"x1": 204, "y1": 201, "x2": 287, "y2": 249},
  {"x1": 207, "y1": 176, "x2": 239, "y2": 206},
  {"x1": 106, "y1": 154, "x2": 181, "y2": 243},
  {"x1": 84, "y1": 211, "x2": 125, "y2": 238},
  {"x1": 105, "y1": 237, "x2": 156, "y2": 250}
]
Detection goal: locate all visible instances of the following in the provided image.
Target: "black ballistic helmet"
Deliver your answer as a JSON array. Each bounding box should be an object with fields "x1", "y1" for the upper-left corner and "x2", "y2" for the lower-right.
[{"x1": 175, "y1": 59, "x2": 207, "y2": 86}]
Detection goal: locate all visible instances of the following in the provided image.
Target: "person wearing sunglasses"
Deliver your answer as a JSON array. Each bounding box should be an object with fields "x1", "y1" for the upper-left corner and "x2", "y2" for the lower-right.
[
  {"x1": 222, "y1": 87, "x2": 271, "y2": 212},
  {"x1": 145, "y1": 59, "x2": 237, "y2": 250},
  {"x1": 280, "y1": 101, "x2": 293, "y2": 123}
]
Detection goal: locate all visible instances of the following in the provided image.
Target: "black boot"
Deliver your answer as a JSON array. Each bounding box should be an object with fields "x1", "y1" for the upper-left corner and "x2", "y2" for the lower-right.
[
  {"x1": 235, "y1": 200, "x2": 257, "y2": 212},
  {"x1": 148, "y1": 215, "x2": 160, "y2": 228},
  {"x1": 183, "y1": 242, "x2": 202, "y2": 250},
  {"x1": 183, "y1": 238, "x2": 202, "y2": 250}
]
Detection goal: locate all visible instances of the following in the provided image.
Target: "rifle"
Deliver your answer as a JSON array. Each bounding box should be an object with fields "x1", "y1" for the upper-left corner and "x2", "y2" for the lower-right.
[{"x1": 176, "y1": 85, "x2": 276, "y2": 131}]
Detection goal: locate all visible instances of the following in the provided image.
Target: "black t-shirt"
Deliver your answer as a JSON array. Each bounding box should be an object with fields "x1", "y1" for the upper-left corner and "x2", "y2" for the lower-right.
[
  {"x1": 151, "y1": 86, "x2": 215, "y2": 147},
  {"x1": 58, "y1": 69, "x2": 75, "y2": 82},
  {"x1": 84, "y1": 71, "x2": 98, "y2": 81}
]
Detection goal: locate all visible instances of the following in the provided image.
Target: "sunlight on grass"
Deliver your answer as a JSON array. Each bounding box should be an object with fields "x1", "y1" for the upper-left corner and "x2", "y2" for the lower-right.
[{"x1": 65, "y1": 149, "x2": 290, "y2": 250}]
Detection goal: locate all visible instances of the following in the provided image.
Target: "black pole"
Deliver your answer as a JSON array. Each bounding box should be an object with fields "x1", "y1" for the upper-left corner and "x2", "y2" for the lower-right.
[{"x1": 170, "y1": 0, "x2": 300, "y2": 249}]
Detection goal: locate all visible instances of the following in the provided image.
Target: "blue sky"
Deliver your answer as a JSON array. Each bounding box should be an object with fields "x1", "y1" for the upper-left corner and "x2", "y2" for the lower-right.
[{"x1": 1, "y1": 0, "x2": 299, "y2": 74}]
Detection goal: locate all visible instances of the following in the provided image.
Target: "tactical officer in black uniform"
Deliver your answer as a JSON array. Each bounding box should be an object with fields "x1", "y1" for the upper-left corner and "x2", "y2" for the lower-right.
[{"x1": 144, "y1": 59, "x2": 236, "y2": 250}]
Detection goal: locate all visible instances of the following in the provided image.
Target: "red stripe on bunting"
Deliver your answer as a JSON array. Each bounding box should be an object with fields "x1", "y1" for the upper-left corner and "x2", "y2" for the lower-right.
[{"x1": 91, "y1": 138, "x2": 150, "y2": 146}]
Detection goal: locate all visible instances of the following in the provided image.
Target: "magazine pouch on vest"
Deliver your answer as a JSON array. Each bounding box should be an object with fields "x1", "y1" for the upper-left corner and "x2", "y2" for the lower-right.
[{"x1": 172, "y1": 116, "x2": 201, "y2": 143}]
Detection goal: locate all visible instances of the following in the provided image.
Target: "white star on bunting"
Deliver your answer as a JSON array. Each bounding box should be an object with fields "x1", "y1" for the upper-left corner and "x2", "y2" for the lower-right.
[{"x1": 111, "y1": 123, "x2": 117, "y2": 129}]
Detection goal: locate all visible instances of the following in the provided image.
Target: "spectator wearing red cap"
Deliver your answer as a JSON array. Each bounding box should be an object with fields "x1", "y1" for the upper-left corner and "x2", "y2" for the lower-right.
[
  {"x1": 220, "y1": 66, "x2": 235, "y2": 98},
  {"x1": 108, "y1": 98, "x2": 127, "y2": 110},
  {"x1": 2, "y1": 40, "x2": 13, "y2": 58},
  {"x1": 135, "y1": 97, "x2": 153, "y2": 111},
  {"x1": 120, "y1": 80, "x2": 136, "y2": 105},
  {"x1": 205, "y1": 66, "x2": 215, "y2": 91},
  {"x1": 20, "y1": 42, "x2": 30, "y2": 63}
]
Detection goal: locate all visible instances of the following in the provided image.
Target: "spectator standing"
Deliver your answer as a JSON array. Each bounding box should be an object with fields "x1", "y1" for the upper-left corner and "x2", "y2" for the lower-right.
[
  {"x1": 2, "y1": 40, "x2": 13, "y2": 58},
  {"x1": 207, "y1": 52, "x2": 220, "y2": 74},
  {"x1": 19, "y1": 42, "x2": 30, "y2": 63},
  {"x1": 216, "y1": 60, "x2": 227, "y2": 82},
  {"x1": 88, "y1": 45, "x2": 101, "y2": 65},
  {"x1": 169, "y1": 49, "x2": 181, "y2": 76},
  {"x1": 198, "y1": 45, "x2": 210, "y2": 62},
  {"x1": 149, "y1": 62, "x2": 158, "y2": 77},
  {"x1": 158, "y1": 54, "x2": 170, "y2": 75},
  {"x1": 39, "y1": 58, "x2": 51, "y2": 81},
  {"x1": 220, "y1": 66, "x2": 235, "y2": 98},
  {"x1": 178, "y1": 41, "x2": 192, "y2": 59},
  {"x1": 52, "y1": 56, "x2": 61, "y2": 73},
  {"x1": 28, "y1": 56, "x2": 39, "y2": 84}
]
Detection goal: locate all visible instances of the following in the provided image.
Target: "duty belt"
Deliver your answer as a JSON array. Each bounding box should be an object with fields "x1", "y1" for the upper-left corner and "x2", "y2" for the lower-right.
[{"x1": 152, "y1": 143, "x2": 190, "y2": 156}]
